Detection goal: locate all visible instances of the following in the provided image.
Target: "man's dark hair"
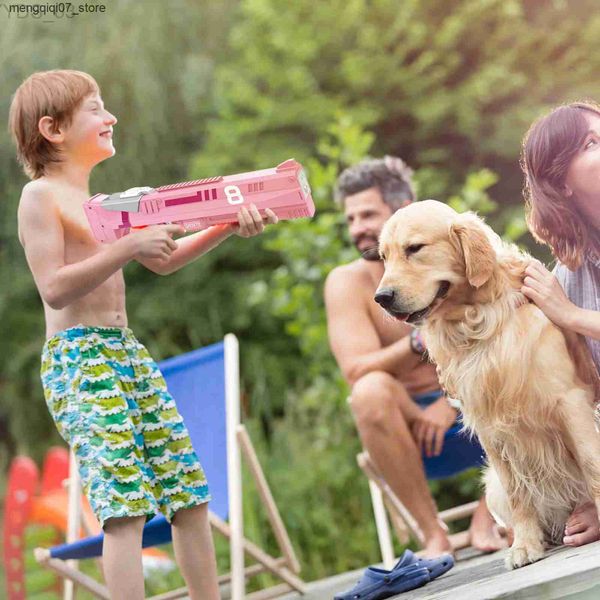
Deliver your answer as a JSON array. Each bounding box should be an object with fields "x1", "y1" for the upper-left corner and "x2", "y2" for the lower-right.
[{"x1": 335, "y1": 155, "x2": 416, "y2": 211}]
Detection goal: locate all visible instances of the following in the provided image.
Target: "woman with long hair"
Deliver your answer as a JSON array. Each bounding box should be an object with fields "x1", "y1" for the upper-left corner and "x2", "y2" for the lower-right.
[{"x1": 521, "y1": 100, "x2": 600, "y2": 547}]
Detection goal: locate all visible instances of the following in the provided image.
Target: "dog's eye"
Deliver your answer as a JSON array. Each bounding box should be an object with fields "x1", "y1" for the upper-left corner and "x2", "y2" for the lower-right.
[{"x1": 406, "y1": 243, "x2": 425, "y2": 255}]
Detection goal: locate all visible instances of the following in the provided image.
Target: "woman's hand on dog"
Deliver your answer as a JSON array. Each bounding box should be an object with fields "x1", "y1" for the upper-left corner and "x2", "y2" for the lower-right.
[
  {"x1": 411, "y1": 398, "x2": 457, "y2": 457},
  {"x1": 521, "y1": 260, "x2": 576, "y2": 328}
]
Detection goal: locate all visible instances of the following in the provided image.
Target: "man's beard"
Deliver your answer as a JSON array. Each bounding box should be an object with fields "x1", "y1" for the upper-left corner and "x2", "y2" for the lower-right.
[{"x1": 353, "y1": 236, "x2": 381, "y2": 261}]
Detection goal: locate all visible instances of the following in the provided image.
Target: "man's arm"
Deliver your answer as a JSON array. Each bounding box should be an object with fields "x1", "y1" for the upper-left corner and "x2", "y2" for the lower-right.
[
  {"x1": 324, "y1": 266, "x2": 422, "y2": 386},
  {"x1": 18, "y1": 185, "x2": 136, "y2": 309}
]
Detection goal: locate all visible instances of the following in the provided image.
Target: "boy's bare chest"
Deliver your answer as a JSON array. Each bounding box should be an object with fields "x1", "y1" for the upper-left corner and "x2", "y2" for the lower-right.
[
  {"x1": 60, "y1": 205, "x2": 124, "y2": 289},
  {"x1": 60, "y1": 204, "x2": 101, "y2": 259}
]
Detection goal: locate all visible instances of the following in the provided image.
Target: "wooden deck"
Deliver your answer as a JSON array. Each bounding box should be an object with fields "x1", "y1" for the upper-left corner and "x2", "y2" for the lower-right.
[{"x1": 280, "y1": 541, "x2": 600, "y2": 600}]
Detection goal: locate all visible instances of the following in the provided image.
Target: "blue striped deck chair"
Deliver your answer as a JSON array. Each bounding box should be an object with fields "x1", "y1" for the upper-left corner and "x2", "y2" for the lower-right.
[
  {"x1": 356, "y1": 410, "x2": 485, "y2": 568},
  {"x1": 35, "y1": 335, "x2": 304, "y2": 600}
]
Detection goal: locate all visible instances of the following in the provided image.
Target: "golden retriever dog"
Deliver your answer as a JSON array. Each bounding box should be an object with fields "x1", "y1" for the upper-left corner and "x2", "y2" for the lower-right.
[{"x1": 374, "y1": 199, "x2": 600, "y2": 569}]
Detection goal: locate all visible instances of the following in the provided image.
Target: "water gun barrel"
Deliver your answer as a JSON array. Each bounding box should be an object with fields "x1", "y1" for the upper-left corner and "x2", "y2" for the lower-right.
[{"x1": 84, "y1": 159, "x2": 314, "y2": 243}]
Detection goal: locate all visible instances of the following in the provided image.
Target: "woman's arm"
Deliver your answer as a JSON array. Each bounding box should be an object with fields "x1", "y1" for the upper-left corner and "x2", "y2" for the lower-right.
[
  {"x1": 567, "y1": 307, "x2": 600, "y2": 341},
  {"x1": 522, "y1": 260, "x2": 600, "y2": 339}
]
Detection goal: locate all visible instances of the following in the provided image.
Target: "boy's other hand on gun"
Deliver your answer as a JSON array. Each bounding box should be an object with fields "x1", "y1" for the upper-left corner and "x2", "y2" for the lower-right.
[
  {"x1": 129, "y1": 224, "x2": 185, "y2": 262},
  {"x1": 232, "y1": 204, "x2": 278, "y2": 238}
]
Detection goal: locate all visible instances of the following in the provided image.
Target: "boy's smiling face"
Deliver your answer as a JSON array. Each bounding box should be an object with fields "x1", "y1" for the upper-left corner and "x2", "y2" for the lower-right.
[{"x1": 62, "y1": 92, "x2": 118, "y2": 164}]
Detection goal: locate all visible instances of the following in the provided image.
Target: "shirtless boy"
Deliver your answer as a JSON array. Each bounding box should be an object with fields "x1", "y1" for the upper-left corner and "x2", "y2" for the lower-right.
[
  {"x1": 325, "y1": 156, "x2": 505, "y2": 556},
  {"x1": 10, "y1": 69, "x2": 277, "y2": 600}
]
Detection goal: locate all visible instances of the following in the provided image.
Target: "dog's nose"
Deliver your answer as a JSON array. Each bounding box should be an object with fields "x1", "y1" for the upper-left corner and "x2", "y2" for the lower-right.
[{"x1": 374, "y1": 288, "x2": 395, "y2": 309}]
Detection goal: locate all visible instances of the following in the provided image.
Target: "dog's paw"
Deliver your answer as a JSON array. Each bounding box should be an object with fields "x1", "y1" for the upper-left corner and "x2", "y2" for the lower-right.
[{"x1": 505, "y1": 543, "x2": 545, "y2": 570}]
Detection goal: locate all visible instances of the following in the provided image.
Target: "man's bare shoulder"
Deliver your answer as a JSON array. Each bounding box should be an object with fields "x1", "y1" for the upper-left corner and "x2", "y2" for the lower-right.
[
  {"x1": 327, "y1": 259, "x2": 371, "y2": 283},
  {"x1": 325, "y1": 259, "x2": 372, "y2": 300}
]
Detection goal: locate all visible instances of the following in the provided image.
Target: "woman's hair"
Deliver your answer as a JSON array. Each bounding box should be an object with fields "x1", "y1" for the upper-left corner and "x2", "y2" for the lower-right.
[
  {"x1": 521, "y1": 101, "x2": 600, "y2": 270},
  {"x1": 8, "y1": 70, "x2": 100, "y2": 180}
]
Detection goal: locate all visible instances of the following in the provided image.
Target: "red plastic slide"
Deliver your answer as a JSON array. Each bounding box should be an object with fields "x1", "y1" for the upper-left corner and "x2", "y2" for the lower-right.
[
  {"x1": 3, "y1": 447, "x2": 171, "y2": 600},
  {"x1": 3, "y1": 456, "x2": 39, "y2": 600}
]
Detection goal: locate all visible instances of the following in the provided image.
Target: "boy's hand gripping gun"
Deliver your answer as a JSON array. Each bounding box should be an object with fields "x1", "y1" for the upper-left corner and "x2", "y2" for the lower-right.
[{"x1": 84, "y1": 159, "x2": 314, "y2": 242}]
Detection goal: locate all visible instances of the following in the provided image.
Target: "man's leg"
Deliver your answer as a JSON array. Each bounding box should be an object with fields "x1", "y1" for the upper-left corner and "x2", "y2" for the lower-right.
[
  {"x1": 468, "y1": 495, "x2": 508, "y2": 552},
  {"x1": 103, "y1": 516, "x2": 146, "y2": 600},
  {"x1": 171, "y1": 503, "x2": 220, "y2": 600},
  {"x1": 350, "y1": 371, "x2": 451, "y2": 556}
]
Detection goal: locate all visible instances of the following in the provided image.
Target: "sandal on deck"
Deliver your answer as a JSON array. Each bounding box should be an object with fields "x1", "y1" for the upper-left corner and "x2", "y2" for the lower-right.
[
  {"x1": 333, "y1": 549, "x2": 454, "y2": 600},
  {"x1": 394, "y1": 549, "x2": 454, "y2": 581},
  {"x1": 333, "y1": 562, "x2": 430, "y2": 600}
]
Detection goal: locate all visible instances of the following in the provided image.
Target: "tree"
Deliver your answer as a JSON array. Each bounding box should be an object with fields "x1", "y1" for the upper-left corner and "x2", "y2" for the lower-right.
[{"x1": 193, "y1": 0, "x2": 600, "y2": 207}]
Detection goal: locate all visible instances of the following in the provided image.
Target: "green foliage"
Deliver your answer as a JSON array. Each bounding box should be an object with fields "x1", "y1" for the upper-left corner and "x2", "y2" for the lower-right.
[
  {"x1": 197, "y1": 0, "x2": 600, "y2": 204},
  {"x1": 23, "y1": 526, "x2": 60, "y2": 597},
  {"x1": 1, "y1": 0, "x2": 598, "y2": 588}
]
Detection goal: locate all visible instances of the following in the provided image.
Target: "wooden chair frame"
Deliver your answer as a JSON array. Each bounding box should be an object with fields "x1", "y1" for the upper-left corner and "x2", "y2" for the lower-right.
[{"x1": 357, "y1": 451, "x2": 478, "y2": 569}]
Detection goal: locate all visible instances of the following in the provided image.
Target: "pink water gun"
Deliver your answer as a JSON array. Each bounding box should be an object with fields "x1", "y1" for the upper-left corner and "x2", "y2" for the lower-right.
[{"x1": 84, "y1": 159, "x2": 315, "y2": 243}]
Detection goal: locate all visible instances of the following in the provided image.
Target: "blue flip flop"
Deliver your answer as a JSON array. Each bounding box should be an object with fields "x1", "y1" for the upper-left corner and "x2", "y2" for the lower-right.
[
  {"x1": 393, "y1": 549, "x2": 454, "y2": 581},
  {"x1": 333, "y1": 562, "x2": 430, "y2": 600}
]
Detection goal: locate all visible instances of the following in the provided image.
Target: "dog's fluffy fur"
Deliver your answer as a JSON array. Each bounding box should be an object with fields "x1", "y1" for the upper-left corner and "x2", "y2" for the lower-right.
[{"x1": 377, "y1": 200, "x2": 600, "y2": 569}]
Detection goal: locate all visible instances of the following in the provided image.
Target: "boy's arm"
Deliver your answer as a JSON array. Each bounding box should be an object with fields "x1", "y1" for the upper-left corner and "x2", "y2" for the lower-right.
[
  {"x1": 18, "y1": 186, "x2": 136, "y2": 309},
  {"x1": 136, "y1": 205, "x2": 277, "y2": 275},
  {"x1": 136, "y1": 225, "x2": 234, "y2": 275},
  {"x1": 324, "y1": 267, "x2": 422, "y2": 387}
]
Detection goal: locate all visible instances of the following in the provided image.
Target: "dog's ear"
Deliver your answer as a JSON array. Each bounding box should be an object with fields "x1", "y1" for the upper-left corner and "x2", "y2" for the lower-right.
[{"x1": 449, "y1": 214, "x2": 496, "y2": 288}]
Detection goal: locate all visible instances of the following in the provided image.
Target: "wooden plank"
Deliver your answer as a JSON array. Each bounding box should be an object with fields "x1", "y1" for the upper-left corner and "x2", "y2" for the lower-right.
[
  {"x1": 280, "y1": 542, "x2": 600, "y2": 600},
  {"x1": 210, "y1": 513, "x2": 306, "y2": 593},
  {"x1": 245, "y1": 583, "x2": 292, "y2": 600},
  {"x1": 147, "y1": 562, "x2": 288, "y2": 600},
  {"x1": 400, "y1": 542, "x2": 600, "y2": 599},
  {"x1": 438, "y1": 500, "x2": 478, "y2": 523},
  {"x1": 383, "y1": 497, "x2": 410, "y2": 546},
  {"x1": 42, "y1": 557, "x2": 110, "y2": 600},
  {"x1": 237, "y1": 425, "x2": 301, "y2": 573},
  {"x1": 369, "y1": 478, "x2": 396, "y2": 569},
  {"x1": 357, "y1": 452, "x2": 425, "y2": 545},
  {"x1": 148, "y1": 586, "x2": 189, "y2": 600},
  {"x1": 279, "y1": 566, "x2": 366, "y2": 600}
]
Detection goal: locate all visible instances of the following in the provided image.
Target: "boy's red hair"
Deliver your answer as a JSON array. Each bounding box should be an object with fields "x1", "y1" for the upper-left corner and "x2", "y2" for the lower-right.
[{"x1": 8, "y1": 69, "x2": 99, "y2": 180}]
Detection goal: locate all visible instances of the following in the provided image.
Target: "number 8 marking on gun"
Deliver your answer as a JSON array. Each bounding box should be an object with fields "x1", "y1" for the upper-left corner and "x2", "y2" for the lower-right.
[{"x1": 224, "y1": 185, "x2": 245, "y2": 205}]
